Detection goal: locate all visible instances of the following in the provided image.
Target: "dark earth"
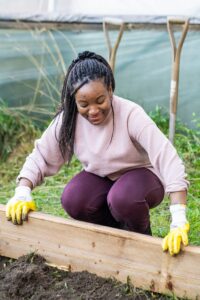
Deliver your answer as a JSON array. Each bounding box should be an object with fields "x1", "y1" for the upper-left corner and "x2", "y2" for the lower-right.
[{"x1": 0, "y1": 254, "x2": 174, "y2": 300}]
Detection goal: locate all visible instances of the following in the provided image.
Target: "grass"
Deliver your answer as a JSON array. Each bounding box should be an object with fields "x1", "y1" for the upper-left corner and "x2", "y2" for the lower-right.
[
  {"x1": 0, "y1": 102, "x2": 39, "y2": 161},
  {"x1": 0, "y1": 106, "x2": 199, "y2": 248}
]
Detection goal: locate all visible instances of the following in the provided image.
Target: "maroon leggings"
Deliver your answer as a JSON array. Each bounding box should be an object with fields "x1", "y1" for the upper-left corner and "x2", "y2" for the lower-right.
[{"x1": 61, "y1": 168, "x2": 164, "y2": 234}]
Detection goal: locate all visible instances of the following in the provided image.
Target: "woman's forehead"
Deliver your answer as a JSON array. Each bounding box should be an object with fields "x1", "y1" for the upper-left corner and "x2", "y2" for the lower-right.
[{"x1": 75, "y1": 80, "x2": 107, "y2": 100}]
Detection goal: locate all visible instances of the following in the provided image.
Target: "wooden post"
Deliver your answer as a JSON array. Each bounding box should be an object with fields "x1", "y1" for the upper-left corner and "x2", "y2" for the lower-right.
[
  {"x1": 103, "y1": 17, "x2": 125, "y2": 72},
  {"x1": 167, "y1": 18, "x2": 189, "y2": 144},
  {"x1": 0, "y1": 204, "x2": 200, "y2": 298}
]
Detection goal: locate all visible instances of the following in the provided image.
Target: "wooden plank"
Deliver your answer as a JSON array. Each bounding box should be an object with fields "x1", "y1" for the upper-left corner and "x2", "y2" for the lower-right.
[{"x1": 0, "y1": 204, "x2": 199, "y2": 299}]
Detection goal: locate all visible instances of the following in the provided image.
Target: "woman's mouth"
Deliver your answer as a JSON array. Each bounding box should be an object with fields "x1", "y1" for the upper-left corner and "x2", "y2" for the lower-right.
[{"x1": 88, "y1": 115, "x2": 102, "y2": 124}]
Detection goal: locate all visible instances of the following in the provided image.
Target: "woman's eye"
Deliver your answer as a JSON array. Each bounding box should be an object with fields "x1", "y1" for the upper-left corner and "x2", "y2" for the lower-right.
[
  {"x1": 97, "y1": 98, "x2": 105, "y2": 104},
  {"x1": 79, "y1": 103, "x2": 88, "y2": 108}
]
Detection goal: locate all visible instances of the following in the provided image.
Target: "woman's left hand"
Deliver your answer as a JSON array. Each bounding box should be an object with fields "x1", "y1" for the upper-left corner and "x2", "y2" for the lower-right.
[
  {"x1": 162, "y1": 204, "x2": 189, "y2": 255},
  {"x1": 162, "y1": 222, "x2": 190, "y2": 255}
]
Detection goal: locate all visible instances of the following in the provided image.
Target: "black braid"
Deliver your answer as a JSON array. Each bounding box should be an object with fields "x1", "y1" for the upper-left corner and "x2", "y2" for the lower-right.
[{"x1": 55, "y1": 51, "x2": 115, "y2": 163}]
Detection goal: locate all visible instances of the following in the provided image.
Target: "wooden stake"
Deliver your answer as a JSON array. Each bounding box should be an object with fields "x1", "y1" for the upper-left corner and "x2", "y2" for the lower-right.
[
  {"x1": 0, "y1": 204, "x2": 200, "y2": 299},
  {"x1": 167, "y1": 18, "x2": 189, "y2": 144},
  {"x1": 103, "y1": 17, "x2": 125, "y2": 72}
]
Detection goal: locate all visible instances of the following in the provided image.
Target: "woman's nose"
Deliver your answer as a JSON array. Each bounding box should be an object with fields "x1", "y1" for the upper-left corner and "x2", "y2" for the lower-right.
[{"x1": 89, "y1": 106, "x2": 99, "y2": 116}]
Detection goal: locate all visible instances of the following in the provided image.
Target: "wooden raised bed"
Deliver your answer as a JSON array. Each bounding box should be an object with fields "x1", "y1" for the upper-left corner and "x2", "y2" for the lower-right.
[{"x1": 0, "y1": 204, "x2": 199, "y2": 299}]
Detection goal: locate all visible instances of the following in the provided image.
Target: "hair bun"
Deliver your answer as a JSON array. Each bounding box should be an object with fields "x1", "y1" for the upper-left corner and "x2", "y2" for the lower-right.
[
  {"x1": 72, "y1": 51, "x2": 96, "y2": 65},
  {"x1": 72, "y1": 51, "x2": 110, "y2": 70},
  {"x1": 78, "y1": 51, "x2": 96, "y2": 60}
]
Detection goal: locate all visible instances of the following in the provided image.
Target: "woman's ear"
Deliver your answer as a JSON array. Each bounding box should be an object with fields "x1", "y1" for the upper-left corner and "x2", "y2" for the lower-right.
[{"x1": 108, "y1": 85, "x2": 113, "y2": 98}]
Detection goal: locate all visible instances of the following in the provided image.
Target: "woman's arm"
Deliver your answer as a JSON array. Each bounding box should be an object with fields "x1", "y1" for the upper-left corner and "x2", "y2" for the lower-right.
[
  {"x1": 128, "y1": 107, "x2": 189, "y2": 255},
  {"x1": 17, "y1": 113, "x2": 67, "y2": 189},
  {"x1": 128, "y1": 107, "x2": 189, "y2": 194},
  {"x1": 169, "y1": 190, "x2": 187, "y2": 205}
]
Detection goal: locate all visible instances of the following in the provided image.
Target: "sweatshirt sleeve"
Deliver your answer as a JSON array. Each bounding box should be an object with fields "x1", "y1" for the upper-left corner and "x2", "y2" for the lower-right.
[
  {"x1": 17, "y1": 113, "x2": 68, "y2": 188},
  {"x1": 128, "y1": 107, "x2": 189, "y2": 194}
]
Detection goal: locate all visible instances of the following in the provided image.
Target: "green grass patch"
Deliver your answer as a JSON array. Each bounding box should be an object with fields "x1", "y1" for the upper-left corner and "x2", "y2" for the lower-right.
[
  {"x1": 0, "y1": 106, "x2": 199, "y2": 246},
  {"x1": 0, "y1": 102, "x2": 39, "y2": 161}
]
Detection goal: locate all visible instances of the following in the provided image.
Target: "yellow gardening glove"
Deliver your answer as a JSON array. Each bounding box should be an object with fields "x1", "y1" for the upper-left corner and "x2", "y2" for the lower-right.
[
  {"x1": 162, "y1": 223, "x2": 189, "y2": 255},
  {"x1": 162, "y1": 204, "x2": 189, "y2": 256},
  {"x1": 6, "y1": 186, "x2": 36, "y2": 225}
]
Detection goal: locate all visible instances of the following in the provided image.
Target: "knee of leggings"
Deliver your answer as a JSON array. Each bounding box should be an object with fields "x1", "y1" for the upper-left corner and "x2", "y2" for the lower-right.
[
  {"x1": 108, "y1": 191, "x2": 147, "y2": 219},
  {"x1": 108, "y1": 191, "x2": 129, "y2": 216},
  {"x1": 61, "y1": 190, "x2": 86, "y2": 219}
]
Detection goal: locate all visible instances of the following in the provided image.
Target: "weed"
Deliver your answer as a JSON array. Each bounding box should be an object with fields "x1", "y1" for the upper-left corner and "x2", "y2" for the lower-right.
[
  {"x1": 0, "y1": 102, "x2": 39, "y2": 161},
  {"x1": 2, "y1": 26, "x2": 77, "y2": 127}
]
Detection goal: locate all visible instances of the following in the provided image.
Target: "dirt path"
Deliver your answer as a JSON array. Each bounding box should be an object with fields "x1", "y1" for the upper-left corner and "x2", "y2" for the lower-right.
[{"x1": 0, "y1": 254, "x2": 173, "y2": 300}]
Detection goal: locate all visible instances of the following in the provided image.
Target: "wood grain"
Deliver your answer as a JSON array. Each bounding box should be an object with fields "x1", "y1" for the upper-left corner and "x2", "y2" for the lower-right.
[{"x1": 0, "y1": 204, "x2": 199, "y2": 299}]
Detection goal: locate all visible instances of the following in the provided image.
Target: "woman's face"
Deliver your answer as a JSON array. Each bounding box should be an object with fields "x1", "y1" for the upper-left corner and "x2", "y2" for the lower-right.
[{"x1": 75, "y1": 80, "x2": 112, "y2": 125}]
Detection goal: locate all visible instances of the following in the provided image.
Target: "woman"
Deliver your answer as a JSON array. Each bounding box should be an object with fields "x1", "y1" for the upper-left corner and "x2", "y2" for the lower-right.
[{"x1": 6, "y1": 51, "x2": 189, "y2": 256}]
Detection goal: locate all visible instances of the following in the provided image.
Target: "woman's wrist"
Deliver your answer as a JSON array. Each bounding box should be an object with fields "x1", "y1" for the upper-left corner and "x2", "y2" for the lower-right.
[
  {"x1": 18, "y1": 178, "x2": 33, "y2": 190},
  {"x1": 169, "y1": 191, "x2": 188, "y2": 229},
  {"x1": 169, "y1": 190, "x2": 187, "y2": 205},
  {"x1": 170, "y1": 204, "x2": 188, "y2": 229}
]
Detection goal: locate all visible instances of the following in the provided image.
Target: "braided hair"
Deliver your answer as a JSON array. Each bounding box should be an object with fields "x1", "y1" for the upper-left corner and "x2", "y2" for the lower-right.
[{"x1": 56, "y1": 51, "x2": 115, "y2": 163}]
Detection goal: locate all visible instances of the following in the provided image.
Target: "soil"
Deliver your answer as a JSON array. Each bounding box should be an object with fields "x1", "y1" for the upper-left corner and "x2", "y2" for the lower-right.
[{"x1": 0, "y1": 254, "x2": 172, "y2": 300}]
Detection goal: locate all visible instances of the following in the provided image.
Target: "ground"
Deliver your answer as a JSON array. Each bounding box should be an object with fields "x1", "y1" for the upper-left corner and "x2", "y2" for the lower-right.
[{"x1": 0, "y1": 254, "x2": 174, "y2": 300}]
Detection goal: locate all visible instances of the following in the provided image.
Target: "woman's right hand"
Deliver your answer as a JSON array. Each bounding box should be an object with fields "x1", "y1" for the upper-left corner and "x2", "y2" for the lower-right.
[{"x1": 6, "y1": 186, "x2": 36, "y2": 225}]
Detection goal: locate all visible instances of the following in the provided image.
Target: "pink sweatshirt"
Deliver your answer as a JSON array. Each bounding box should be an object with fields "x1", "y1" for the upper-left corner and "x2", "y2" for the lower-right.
[{"x1": 17, "y1": 95, "x2": 189, "y2": 194}]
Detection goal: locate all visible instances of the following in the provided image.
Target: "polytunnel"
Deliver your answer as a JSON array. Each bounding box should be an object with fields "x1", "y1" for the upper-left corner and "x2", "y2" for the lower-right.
[{"x1": 0, "y1": 0, "x2": 200, "y2": 127}]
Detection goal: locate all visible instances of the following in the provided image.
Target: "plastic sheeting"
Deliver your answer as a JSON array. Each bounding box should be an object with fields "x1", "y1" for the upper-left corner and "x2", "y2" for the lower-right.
[
  {"x1": 1, "y1": 0, "x2": 200, "y2": 24},
  {"x1": 0, "y1": 26, "x2": 199, "y2": 127}
]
